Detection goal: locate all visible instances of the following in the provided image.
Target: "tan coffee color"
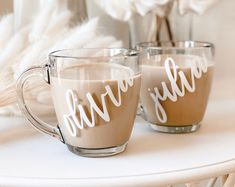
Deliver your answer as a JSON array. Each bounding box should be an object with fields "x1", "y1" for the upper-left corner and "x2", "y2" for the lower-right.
[
  {"x1": 51, "y1": 63, "x2": 141, "y2": 148},
  {"x1": 140, "y1": 55, "x2": 214, "y2": 126}
]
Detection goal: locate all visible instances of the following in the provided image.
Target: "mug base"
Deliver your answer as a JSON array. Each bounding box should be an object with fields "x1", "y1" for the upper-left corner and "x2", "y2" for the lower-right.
[
  {"x1": 150, "y1": 123, "x2": 201, "y2": 133},
  {"x1": 67, "y1": 142, "x2": 128, "y2": 157}
]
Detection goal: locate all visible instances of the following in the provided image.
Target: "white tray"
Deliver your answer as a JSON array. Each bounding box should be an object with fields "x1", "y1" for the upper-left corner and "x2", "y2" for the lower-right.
[{"x1": 0, "y1": 99, "x2": 235, "y2": 187}]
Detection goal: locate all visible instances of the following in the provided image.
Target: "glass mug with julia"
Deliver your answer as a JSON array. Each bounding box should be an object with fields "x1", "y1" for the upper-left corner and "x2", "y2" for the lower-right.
[
  {"x1": 16, "y1": 48, "x2": 141, "y2": 157},
  {"x1": 137, "y1": 41, "x2": 214, "y2": 133}
]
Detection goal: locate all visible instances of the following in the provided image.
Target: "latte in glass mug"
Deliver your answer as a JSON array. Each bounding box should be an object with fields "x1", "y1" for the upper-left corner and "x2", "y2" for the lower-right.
[
  {"x1": 138, "y1": 41, "x2": 214, "y2": 133},
  {"x1": 16, "y1": 48, "x2": 141, "y2": 157},
  {"x1": 51, "y1": 63, "x2": 141, "y2": 149}
]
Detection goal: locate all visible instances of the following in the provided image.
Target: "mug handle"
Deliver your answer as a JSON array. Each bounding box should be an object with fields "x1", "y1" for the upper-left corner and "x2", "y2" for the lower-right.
[{"x1": 16, "y1": 65, "x2": 65, "y2": 143}]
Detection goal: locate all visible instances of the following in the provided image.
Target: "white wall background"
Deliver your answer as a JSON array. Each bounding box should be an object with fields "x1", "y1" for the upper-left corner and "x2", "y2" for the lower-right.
[{"x1": 193, "y1": 0, "x2": 235, "y2": 80}]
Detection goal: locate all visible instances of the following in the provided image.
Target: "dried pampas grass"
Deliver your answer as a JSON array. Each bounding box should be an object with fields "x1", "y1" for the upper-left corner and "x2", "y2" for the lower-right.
[{"x1": 0, "y1": 4, "x2": 122, "y2": 116}]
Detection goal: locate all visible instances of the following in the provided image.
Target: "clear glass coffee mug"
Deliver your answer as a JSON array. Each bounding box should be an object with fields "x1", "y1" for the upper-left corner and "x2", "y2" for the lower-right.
[
  {"x1": 136, "y1": 41, "x2": 214, "y2": 133},
  {"x1": 16, "y1": 48, "x2": 141, "y2": 157}
]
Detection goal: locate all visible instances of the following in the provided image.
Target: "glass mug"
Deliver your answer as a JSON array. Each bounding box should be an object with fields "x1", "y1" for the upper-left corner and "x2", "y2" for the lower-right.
[
  {"x1": 16, "y1": 48, "x2": 141, "y2": 157},
  {"x1": 137, "y1": 41, "x2": 214, "y2": 133}
]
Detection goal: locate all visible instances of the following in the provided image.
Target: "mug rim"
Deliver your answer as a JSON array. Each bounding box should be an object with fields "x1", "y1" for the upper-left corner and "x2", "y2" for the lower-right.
[
  {"x1": 136, "y1": 41, "x2": 214, "y2": 50},
  {"x1": 49, "y1": 48, "x2": 138, "y2": 59}
]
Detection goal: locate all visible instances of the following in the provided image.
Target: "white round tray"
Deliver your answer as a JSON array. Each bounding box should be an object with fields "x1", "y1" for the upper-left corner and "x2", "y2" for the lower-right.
[{"x1": 0, "y1": 99, "x2": 235, "y2": 186}]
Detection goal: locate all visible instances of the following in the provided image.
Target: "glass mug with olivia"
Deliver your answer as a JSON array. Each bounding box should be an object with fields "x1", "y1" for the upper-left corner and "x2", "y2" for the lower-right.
[{"x1": 17, "y1": 48, "x2": 141, "y2": 157}]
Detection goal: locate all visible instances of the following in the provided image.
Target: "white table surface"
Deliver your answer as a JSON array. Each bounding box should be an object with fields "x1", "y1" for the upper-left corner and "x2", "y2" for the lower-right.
[{"x1": 0, "y1": 79, "x2": 235, "y2": 187}]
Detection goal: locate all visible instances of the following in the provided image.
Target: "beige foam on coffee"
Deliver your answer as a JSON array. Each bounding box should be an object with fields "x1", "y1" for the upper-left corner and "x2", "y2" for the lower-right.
[
  {"x1": 140, "y1": 55, "x2": 214, "y2": 126},
  {"x1": 51, "y1": 63, "x2": 141, "y2": 148}
]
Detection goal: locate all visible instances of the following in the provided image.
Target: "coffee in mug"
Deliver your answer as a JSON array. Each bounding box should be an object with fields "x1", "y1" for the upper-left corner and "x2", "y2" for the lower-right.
[{"x1": 137, "y1": 41, "x2": 214, "y2": 133}]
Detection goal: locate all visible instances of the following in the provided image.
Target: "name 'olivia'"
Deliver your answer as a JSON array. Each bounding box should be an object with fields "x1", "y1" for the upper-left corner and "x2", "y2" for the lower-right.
[
  {"x1": 149, "y1": 57, "x2": 208, "y2": 123},
  {"x1": 63, "y1": 76, "x2": 134, "y2": 137}
]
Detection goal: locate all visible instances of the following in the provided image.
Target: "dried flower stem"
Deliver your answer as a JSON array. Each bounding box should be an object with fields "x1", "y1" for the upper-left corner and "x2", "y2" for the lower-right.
[
  {"x1": 165, "y1": 17, "x2": 173, "y2": 41},
  {"x1": 156, "y1": 16, "x2": 163, "y2": 42},
  {"x1": 155, "y1": 16, "x2": 174, "y2": 42}
]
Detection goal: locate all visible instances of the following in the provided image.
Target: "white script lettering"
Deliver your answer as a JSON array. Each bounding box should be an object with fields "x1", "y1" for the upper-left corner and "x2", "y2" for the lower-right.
[
  {"x1": 149, "y1": 57, "x2": 208, "y2": 123},
  {"x1": 63, "y1": 77, "x2": 134, "y2": 137}
]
